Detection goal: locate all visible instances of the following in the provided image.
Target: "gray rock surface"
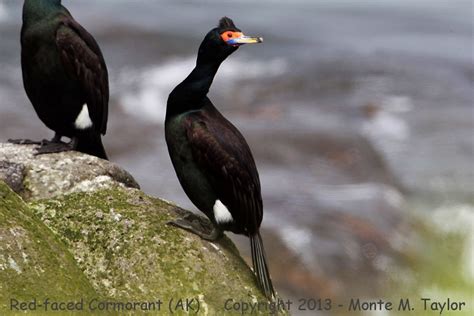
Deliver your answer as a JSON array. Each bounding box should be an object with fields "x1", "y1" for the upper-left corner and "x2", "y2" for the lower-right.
[{"x1": 0, "y1": 143, "x2": 139, "y2": 200}]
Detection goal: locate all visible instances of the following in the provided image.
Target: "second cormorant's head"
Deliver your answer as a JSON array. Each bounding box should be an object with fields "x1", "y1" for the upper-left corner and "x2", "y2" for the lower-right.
[{"x1": 197, "y1": 17, "x2": 263, "y2": 64}]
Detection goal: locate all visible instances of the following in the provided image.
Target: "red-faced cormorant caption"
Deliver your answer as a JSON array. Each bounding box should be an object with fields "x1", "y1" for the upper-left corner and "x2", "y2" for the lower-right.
[
  {"x1": 9, "y1": 0, "x2": 109, "y2": 160},
  {"x1": 165, "y1": 17, "x2": 275, "y2": 299}
]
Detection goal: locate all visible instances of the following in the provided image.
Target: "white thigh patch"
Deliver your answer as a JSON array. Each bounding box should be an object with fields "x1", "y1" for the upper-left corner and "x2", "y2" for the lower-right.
[
  {"x1": 213, "y1": 200, "x2": 233, "y2": 224},
  {"x1": 74, "y1": 104, "x2": 93, "y2": 129}
]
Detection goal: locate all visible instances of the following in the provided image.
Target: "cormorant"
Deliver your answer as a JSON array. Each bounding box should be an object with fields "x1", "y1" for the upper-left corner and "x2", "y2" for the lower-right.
[
  {"x1": 165, "y1": 17, "x2": 275, "y2": 299},
  {"x1": 10, "y1": 0, "x2": 109, "y2": 159}
]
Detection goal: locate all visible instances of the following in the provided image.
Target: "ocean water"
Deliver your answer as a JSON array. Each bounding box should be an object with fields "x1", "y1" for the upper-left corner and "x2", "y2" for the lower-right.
[
  {"x1": 115, "y1": 57, "x2": 287, "y2": 123},
  {"x1": 0, "y1": 0, "x2": 472, "y2": 310}
]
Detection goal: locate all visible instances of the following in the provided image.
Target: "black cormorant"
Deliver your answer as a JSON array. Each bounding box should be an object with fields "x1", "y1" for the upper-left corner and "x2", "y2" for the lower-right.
[
  {"x1": 10, "y1": 0, "x2": 109, "y2": 159},
  {"x1": 165, "y1": 17, "x2": 275, "y2": 299}
]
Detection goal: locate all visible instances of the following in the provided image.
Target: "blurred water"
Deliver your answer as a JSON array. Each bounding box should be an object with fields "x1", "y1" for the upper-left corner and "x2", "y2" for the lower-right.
[
  {"x1": 116, "y1": 57, "x2": 287, "y2": 124},
  {"x1": 0, "y1": 0, "x2": 472, "y2": 308}
]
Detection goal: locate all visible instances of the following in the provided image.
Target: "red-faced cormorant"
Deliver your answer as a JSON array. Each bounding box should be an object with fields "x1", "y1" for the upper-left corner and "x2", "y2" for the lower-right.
[
  {"x1": 165, "y1": 17, "x2": 275, "y2": 299},
  {"x1": 10, "y1": 0, "x2": 109, "y2": 160}
]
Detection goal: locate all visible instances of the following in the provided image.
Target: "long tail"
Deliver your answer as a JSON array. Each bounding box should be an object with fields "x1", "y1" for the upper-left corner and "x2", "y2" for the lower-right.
[
  {"x1": 75, "y1": 134, "x2": 108, "y2": 160},
  {"x1": 250, "y1": 231, "x2": 275, "y2": 300}
]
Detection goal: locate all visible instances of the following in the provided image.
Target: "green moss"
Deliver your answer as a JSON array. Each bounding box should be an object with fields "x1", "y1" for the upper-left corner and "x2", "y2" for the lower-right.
[
  {"x1": 25, "y1": 185, "x2": 277, "y2": 315},
  {"x1": 0, "y1": 181, "x2": 99, "y2": 314}
]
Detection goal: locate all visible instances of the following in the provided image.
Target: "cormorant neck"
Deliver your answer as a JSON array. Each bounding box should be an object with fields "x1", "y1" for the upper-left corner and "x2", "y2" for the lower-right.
[
  {"x1": 184, "y1": 58, "x2": 222, "y2": 98},
  {"x1": 167, "y1": 57, "x2": 223, "y2": 118},
  {"x1": 23, "y1": 0, "x2": 62, "y2": 24}
]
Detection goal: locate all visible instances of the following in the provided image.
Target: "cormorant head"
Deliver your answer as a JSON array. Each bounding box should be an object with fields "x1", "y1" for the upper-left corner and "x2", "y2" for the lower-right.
[{"x1": 197, "y1": 17, "x2": 263, "y2": 64}]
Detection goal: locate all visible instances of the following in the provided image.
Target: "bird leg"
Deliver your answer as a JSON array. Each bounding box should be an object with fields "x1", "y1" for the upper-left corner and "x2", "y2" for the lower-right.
[
  {"x1": 34, "y1": 135, "x2": 77, "y2": 156},
  {"x1": 48, "y1": 133, "x2": 63, "y2": 144},
  {"x1": 168, "y1": 215, "x2": 223, "y2": 241}
]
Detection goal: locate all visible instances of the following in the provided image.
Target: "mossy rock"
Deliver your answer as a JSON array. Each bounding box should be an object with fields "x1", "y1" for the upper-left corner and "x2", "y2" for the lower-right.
[
  {"x1": 28, "y1": 185, "x2": 271, "y2": 314},
  {"x1": 0, "y1": 182, "x2": 98, "y2": 314},
  {"x1": 0, "y1": 144, "x2": 281, "y2": 315}
]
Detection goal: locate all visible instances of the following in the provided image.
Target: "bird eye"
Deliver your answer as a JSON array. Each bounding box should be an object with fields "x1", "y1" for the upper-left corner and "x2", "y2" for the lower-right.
[{"x1": 227, "y1": 33, "x2": 233, "y2": 38}]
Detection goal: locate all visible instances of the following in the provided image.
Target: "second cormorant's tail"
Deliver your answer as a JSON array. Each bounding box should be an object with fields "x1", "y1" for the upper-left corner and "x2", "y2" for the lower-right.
[
  {"x1": 76, "y1": 134, "x2": 108, "y2": 160},
  {"x1": 250, "y1": 231, "x2": 275, "y2": 300}
]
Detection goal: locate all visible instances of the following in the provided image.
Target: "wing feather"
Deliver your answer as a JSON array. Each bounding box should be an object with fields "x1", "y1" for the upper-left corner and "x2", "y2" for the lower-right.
[
  {"x1": 56, "y1": 15, "x2": 109, "y2": 134},
  {"x1": 184, "y1": 113, "x2": 263, "y2": 234}
]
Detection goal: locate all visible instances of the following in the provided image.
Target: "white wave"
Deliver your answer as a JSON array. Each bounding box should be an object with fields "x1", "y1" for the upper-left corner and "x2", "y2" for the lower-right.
[
  {"x1": 116, "y1": 58, "x2": 192, "y2": 124},
  {"x1": 116, "y1": 57, "x2": 287, "y2": 124},
  {"x1": 362, "y1": 95, "x2": 412, "y2": 142},
  {"x1": 364, "y1": 112, "x2": 409, "y2": 141}
]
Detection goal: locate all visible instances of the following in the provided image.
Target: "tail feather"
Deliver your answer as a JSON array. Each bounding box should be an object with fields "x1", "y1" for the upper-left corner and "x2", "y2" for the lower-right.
[
  {"x1": 250, "y1": 231, "x2": 275, "y2": 300},
  {"x1": 75, "y1": 134, "x2": 108, "y2": 160}
]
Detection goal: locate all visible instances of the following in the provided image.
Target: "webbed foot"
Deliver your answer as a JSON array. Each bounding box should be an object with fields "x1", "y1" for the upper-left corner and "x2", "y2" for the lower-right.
[
  {"x1": 34, "y1": 136, "x2": 76, "y2": 156},
  {"x1": 168, "y1": 215, "x2": 223, "y2": 241},
  {"x1": 34, "y1": 141, "x2": 73, "y2": 155}
]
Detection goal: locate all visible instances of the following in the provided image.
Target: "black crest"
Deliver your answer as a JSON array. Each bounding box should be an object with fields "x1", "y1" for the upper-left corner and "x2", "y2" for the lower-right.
[{"x1": 218, "y1": 17, "x2": 239, "y2": 31}]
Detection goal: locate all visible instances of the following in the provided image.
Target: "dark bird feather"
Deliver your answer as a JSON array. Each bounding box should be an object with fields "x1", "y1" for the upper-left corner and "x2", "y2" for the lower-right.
[
  {"x1": 56, "y1": 16, "x2": 109, "y2": 135},
  {"x1": 218, "y1": 16, "x2": 238, "y2": 30}
]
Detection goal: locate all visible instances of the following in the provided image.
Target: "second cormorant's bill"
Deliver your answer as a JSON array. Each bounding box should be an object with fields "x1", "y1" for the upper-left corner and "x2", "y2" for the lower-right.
[
  {"x1": 11, "y1": 0, "x2": 109, "y2": 159},
  {"x1": 165, "y1": 17, "x2": 275, "y2": 299}
]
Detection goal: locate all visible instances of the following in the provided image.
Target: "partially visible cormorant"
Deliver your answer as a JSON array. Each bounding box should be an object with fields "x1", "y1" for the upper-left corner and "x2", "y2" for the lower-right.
[
  {"x1": 165, "y1": 17, "x2": 275, "y2": 299},
  {"x1": 10, "y1": 0, "x2": 109, "y2": 159}
]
